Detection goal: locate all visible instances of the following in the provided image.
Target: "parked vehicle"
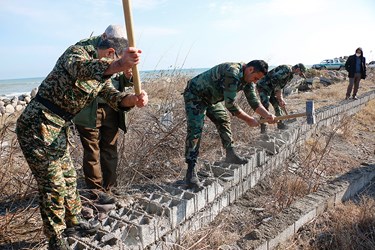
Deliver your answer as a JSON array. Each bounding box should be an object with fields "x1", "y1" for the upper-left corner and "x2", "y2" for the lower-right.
[
  {"x1": 367, "y1": 61, "x2": 375, "y2": 68},
  {"x1": 312, "y1": 58, "x2": 346, "y2": 70}
]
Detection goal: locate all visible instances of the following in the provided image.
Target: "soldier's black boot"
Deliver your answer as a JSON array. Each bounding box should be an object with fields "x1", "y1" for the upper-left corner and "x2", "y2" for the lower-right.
[
  {"x1": 225, "y1": 147, "x2": 248, "y2": 164},
  {"x1": 260, "y1": 124, "x2": 267, "y2": 134},
  {"x1": 277, "y1": 121, "x2": 288, "y2": 130},
  {"x1": 48, "y1": 235, "x2": 70, "y2": 250},
  {"x1": 65, "y1": 216, "x2": 100, "y2": 236},
  {"x1": 185, "y1": 163, "x2": 202, "y2": 189}
]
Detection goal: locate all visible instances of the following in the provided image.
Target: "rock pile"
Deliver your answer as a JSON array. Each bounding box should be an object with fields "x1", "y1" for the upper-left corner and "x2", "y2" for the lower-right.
[{"x1": 0, "y1": 88, "x2": 37, "y2": 118}]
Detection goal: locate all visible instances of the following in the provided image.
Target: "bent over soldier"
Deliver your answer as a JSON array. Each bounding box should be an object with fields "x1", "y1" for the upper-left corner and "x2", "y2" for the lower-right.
[
  {"x1": 183, "y1": 60, "x2": 276, "y2": 189},
  {"x1": 256, "y1": 63, "x2": 306, "y2": 133},
  {"x1": 16, "y1": 36, "x2": 148, "y2": 250}
]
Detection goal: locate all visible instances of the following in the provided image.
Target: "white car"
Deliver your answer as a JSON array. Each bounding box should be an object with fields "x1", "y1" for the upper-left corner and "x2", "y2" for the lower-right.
[{"x1": 367, "y1": 61, "x2": 375, "y2": 68}]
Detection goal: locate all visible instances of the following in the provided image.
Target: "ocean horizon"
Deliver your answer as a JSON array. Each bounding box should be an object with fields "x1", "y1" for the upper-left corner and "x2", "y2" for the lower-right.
[
  {"x1": 0, "y1": 65, "x2": 283, "y2": 98},
  {"x1": 0, "y1": 68, "x2": 209, "y2": 98}
]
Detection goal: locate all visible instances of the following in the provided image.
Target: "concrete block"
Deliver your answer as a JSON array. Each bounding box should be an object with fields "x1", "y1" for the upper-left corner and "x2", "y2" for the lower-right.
[
  {"x1": 220, "y1": 193, "x2": 230, "y2": 209},
  {"x1": 113, "y1": 208, "x2": 156, "y2": 248},
  {"x1": 211, "y1": 199, "x2": 221, "y2": 218},
  {"x1": 229, "y1": 187, "x2": 237, "y2": 204},
  {"x1": 168, "y1": 198, "x2": 187, "y2": 227},
  {"x1": 256, "y1": 139, "x2": 277, "y2": 155},
  {"x1": 194, "y1": 187, "x2": 207, "y2": 212},
  {"x1": 249, "y1": 170, "x2": 256, "y2": 188},
  {"x1": 268, "y1": 223, "x2": 295, "y2": 249},
  {"x1": 205, "y1": 179, "x2": 217, "y2": 203},
  {"x1": 294, "y1": 208, "x2": 316, "y2": 233}
]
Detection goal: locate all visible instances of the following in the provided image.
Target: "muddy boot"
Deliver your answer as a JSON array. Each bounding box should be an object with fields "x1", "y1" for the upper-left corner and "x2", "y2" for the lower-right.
[
  {"x1": 65, "y1": 216, "x2": 100, "y2": 236},
  {"x1": 185, "y1": 163, "x2": 202, "y2": 189},
  {"x1": 48, "y1": 235, "x2": 70, "y2": 250},
  {"x1": 260, "y1": 124, "x2": 267, "y2": 134},
  {"x1": 97, "y1": 191, "x2": 117, "y2": 204},
  {"x1": 225, "y1": 147, "x2": 248, "y2": 164},
  {"x1": 277, "y1": 121, "x2": 288, "y2": 130}
]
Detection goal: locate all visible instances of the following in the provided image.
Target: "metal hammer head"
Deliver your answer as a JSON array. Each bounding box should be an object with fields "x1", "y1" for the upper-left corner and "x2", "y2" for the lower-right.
[{"x1": 306, "y1": 100, "x2": 315, "y2": 124}]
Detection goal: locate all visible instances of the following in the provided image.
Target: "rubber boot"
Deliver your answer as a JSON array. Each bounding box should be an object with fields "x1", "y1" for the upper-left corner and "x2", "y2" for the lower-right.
[
  {"x1": 225, "y1": 147, "x2": 248, "y2": 164},
  {"x1": 260, "y1": 124, "x2": 267, "y2": 134},
  {"x1": 277, "y1": 121, "x2": 288, "y2": 130},
  {"x1": 185, "y1": 163, "x2": 202, "y2": 189}
]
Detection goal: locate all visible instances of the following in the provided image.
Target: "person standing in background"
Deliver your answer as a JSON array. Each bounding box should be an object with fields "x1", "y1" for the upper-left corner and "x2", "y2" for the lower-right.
[
  {"x1": 73, "y1": 25, "x2": 133, "y2": 204},
  {"x1": 345, "y1": 47, "x2": 366, "y2": 100}
]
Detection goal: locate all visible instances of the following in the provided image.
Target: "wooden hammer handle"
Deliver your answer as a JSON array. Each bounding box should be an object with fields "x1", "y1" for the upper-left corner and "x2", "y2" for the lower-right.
[
  {"x1": 122, "y1": 0, "x2": 141, "y2": 95},
  {"x1": 259, "y1": 112, "x2": 306, "y2": 124}
]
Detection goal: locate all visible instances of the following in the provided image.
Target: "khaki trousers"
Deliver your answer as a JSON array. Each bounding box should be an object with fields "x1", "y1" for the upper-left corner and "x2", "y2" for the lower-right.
[{"x1": 76, "y1": 104, "x2": 119, "y2": 190}]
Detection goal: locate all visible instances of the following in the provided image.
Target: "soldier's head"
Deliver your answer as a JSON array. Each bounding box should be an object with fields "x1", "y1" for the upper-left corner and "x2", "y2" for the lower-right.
[
  {"x1": 97, "y1": 25, "x2": 128, "y2": 60},
  {"x1": 244, "y1": 60, "x2": 268, "y2": 83},
  {"x1": 97, "y1": 37, "x2": 129, "y2": 60},
  {"x1": 292, "y1": 63, "x2": 306, "y2": 78}
]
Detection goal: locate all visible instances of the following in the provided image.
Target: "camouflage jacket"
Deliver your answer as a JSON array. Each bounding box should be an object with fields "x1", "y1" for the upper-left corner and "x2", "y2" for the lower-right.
[
  {"x1": 75, "y1": 35, "x2": 102, "y2": 47},
  {"x1": 185, "y1": 62, "x2": 261, "y2": 115},
  {"x1": 72, "y1": 36, "x2": 133, "y2": 131},
  {"x1": 36, "y1": 45, "x2": 128, "y2": 124},
  {"x1": 256, "y1": 65, "x2": 293, "y2": 94}
]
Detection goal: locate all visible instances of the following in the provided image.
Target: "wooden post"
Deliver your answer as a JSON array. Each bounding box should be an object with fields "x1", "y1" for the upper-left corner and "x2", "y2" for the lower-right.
[{"x1": 122, "y1": 0, "x2": 141, "y2": 95}]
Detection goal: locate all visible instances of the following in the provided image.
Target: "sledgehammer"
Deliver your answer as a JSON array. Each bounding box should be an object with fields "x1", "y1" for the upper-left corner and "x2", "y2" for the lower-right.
[{"x1": 260, "y1": 100, "x2": 315, "y2": 125}]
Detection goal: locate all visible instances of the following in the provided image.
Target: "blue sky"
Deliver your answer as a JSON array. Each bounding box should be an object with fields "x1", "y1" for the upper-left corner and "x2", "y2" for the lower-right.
[{"x1": 0, "y1": 0, "x2": 374, "y2": 79}]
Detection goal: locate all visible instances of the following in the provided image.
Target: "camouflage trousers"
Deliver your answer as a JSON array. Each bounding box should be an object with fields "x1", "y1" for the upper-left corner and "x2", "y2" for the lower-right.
[
  {"x1": 258, "y1": 89, "x2": 284, "y2": 117},
  {"x1": 184, "y1": 90, "x2": 233, "y2": 165},
  {"x1": 16, "y1": 101, "x2": 81, "y2": 239}
]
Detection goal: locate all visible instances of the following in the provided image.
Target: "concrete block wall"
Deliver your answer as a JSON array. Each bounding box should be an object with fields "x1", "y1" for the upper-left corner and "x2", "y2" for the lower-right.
[{"x1": 67, "y1": 90, "x2": 375, "y2": 249}]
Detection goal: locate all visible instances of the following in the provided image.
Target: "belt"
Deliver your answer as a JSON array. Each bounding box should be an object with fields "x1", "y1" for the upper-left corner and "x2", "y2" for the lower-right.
[
  {"x1": 35, "y1": 94, "x2": 74, "y2": 121},
  {"x1": 97, "y1": 102, "x2": 109, "y2": 108}
]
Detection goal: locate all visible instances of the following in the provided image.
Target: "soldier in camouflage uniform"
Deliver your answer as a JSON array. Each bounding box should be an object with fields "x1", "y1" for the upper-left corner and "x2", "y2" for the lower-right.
[
  {"x1": 256, "y1": 63, "x2": 306, "y2": 133},
  {"x1": 183, "y1": 60, "x2": 276, "y2": 189},
  {"x1": 16, "y1": 36, "x2": 147, "y2": 249}
]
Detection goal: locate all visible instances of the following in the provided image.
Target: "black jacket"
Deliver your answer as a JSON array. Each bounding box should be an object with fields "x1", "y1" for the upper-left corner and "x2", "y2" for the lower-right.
[{"x1": 345, "y1": 54, "x2": 366, "y2": 79}]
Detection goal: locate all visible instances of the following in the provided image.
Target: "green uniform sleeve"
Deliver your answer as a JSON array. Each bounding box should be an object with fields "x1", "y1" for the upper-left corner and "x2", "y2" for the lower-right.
[
  {"x1": 243, "y1": 83, "x2": 260, "y2": 111},
  {"x1": 223, "y1": 66, "x2": 241, "y2": 115},
  {"x1": 63, "y1": 45, "x2": 112, "y2": 83}
]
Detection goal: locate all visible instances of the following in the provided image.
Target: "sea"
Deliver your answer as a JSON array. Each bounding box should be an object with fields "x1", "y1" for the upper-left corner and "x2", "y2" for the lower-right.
[{"x1": 0, "y1": 68, "x2": 209, "y2": 98}]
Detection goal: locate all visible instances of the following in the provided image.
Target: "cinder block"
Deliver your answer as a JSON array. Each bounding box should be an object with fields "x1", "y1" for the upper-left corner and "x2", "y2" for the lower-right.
[
  {"x1": 194, "y1": 187, "x2": 207, "y2": 212},
  {"x1": 205, "y1": 179, "x2": 216, "y2": 203},
  {"x1": 294, "y1": 208, "x2": 316, "y2": 233},
  {"x1": 229, "y1": 187, "x2": 237, "y2": 204},
  {"x1": 268, "y1": 223, "x2": 295, "y2": 249},
  {"x1": 211, "y1": 199, "x2": 221, "y2": 217}
]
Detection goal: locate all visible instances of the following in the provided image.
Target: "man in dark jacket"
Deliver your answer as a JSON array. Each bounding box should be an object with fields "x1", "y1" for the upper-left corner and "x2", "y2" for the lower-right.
[{"x1": 345, "y1": 47, "x2": 366, "y2": 100}]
